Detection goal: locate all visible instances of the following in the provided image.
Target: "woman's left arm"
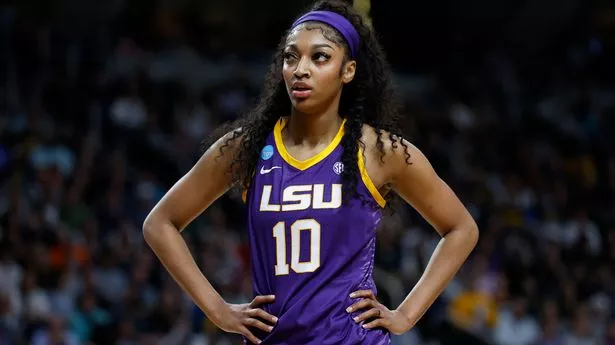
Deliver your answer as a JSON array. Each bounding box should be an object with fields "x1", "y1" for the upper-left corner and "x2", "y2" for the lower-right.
[
  {"x1": 348, "y1": 138, "x2": 478, "y2": 334},
  {"x1": 389, "y1": 140, "x2": 478, "y2": 330}
]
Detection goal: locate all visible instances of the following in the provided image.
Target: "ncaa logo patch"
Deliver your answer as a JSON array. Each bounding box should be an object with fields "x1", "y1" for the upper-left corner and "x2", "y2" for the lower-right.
[
  {"x1": 261, "y1": 145, "x2": 274, "y2": 160},
  {"x1": 333, "y1": 161, "x2": 344, "y2": 175}
]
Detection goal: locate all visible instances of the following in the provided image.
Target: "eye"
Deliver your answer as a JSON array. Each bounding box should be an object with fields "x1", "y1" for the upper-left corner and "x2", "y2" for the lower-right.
[
  {"x1": 283, "y1": 52, "x2": 297, "y2": 62},
  {"x1": 312, "y1": 52, "x2": 330, "y2": 62}
]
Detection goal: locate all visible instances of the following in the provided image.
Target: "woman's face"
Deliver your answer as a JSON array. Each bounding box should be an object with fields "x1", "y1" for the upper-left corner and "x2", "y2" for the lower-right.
[{"x1": 282, "y1": 23, "x2": 356, "y2": 114}]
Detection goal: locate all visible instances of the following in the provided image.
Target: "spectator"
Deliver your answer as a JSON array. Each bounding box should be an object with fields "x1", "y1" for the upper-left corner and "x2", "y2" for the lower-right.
[
  {"x1": 69, "y1": 293, "x2": 111, "y2": 343},
  {"x1": 493, "y1": 296, "x2": 540, "y2": 345},
  {"x1": 0, "y1": 247, "x2": 22, "y2": 325},
  {"x1": 30, "y1": 316, "x2": 80, "y2": 345},
  {"x1": 536, "y1": 300, "x2": 565, "y2": 345},
  {"x1": 563, "y1": 307, "x2": 600, "y2": 345},
  {"x1": 109, "y1": 77, "x2": 147, "y2": 132},
  {"x1": 448, "y1": 255, "x2": 500, "y2": 336},
  {"x1": 0, "y1": 294, "x2": 18, "y2": 345}
]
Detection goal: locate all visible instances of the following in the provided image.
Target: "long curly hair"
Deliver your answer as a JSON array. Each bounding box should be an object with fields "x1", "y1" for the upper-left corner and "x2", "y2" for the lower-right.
[{"x1": 211, "y1": 0, "x2": 409, "y2": 207}]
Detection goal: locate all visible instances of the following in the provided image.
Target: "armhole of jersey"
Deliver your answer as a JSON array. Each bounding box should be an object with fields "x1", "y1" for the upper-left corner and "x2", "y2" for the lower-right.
[{"x1": 357, "y1": 148, "x2": 386, "y2": 208}]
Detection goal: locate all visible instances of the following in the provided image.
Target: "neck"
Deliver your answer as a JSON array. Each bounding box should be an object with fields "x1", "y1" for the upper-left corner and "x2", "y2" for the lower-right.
[{"x1": 287, "y1": 103, "x2": 343, "y2": 147}]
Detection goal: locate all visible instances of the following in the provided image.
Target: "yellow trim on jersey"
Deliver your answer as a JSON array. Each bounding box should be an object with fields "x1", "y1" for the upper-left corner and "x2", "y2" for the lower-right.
[
  {"x1": 358, "y1": 147, "x2": 386, "y2": 208},
  {"x1": 273, "y1": 117, "x2": 346, "y2": 171}
]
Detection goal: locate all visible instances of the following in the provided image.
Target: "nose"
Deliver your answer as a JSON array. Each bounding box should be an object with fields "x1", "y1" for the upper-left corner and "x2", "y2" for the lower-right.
[{"x1": 293, "y1": 57, "x2": 310, "y2": 79}]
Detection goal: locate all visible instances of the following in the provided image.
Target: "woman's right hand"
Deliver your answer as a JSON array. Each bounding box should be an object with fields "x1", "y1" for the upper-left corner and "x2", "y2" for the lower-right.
[{"x1": 214, "y1": 295, "x2": 278, "y2": 344}]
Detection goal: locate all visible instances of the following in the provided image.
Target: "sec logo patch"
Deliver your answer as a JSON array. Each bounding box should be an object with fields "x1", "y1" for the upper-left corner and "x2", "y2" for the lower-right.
[{"x1": 333, "y1": 161, "x2": 344, "y2": 175}]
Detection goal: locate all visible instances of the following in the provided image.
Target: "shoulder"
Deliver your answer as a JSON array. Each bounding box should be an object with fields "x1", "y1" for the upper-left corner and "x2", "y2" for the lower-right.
[
  {"x1": 359, "y1": 124, "x2": 416, "y2": 165},
  {"x1": 208, "y1": 127, "x2": 245, "y2": 161},
  {"x1": 189, "y1": 127, "x2": 247, "y2": 181},
  {"x1": 359, "y1": 124, "x2": 430, "y2": 185},
  {"x1": 144, "y1": 127, "x2": 246, "y2": 231},
  {"x1": 215, "y1": 127, "x2": 245, "y2": 150}
]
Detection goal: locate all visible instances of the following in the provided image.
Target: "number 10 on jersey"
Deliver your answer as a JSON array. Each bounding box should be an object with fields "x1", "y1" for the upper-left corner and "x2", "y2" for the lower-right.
[{"x1": 273, "y1": 219, "x2": 321, "y2": 275}]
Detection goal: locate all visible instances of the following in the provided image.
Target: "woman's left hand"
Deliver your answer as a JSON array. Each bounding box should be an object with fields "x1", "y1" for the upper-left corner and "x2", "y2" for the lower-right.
[{"x1": 346, "y1": 290, "x2": 413, "y2": 335}]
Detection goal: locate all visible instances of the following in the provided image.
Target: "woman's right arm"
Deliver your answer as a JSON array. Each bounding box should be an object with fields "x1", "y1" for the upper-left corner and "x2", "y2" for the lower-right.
[{"x1": 142, "y1": 130, "x2": 276, "y2": 344}]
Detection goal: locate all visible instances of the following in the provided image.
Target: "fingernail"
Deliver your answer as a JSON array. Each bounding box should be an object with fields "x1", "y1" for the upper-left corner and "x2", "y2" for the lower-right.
[
  {"x1": 362, "y1": 324, "x2": 368, "y2": 329},
  {"x1": 270, "y1": 295, "x2": 276, "y2": 298},
  {"x1": 346, "y1": 307, "x2": 352, "y2": 313},
  {"x1": 349, "y1": 293, "x2": 356, "y2": 298},
  {"x1": 269, "y1": 326, "x2": 273, "y2": 331},
  {"x1": 353, "y1": 317, "x2": 359, "y2": 322},
  {"x1": 273, "y1": 317, "x2": 278, "y2": 322}
]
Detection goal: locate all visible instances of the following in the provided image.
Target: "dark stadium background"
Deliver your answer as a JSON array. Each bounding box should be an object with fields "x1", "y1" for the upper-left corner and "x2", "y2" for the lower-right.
[{"x1": 0, "y1": 0, "x2": 613, "y2": 344}]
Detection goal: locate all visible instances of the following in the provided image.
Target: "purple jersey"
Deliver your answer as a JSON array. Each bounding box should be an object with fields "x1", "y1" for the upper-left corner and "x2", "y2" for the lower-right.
[{"x1": 242, "y1": 117, "x2": 390, "y2": 345}]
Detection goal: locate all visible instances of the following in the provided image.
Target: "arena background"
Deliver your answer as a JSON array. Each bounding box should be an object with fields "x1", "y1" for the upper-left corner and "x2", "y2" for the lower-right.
[{"x1": 0, "y1": 0, "x2": 614, "y2": 344}]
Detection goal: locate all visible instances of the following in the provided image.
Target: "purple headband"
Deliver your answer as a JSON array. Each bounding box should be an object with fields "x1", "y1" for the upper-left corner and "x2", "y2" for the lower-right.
[{"x1": 290, "y1": 10, "x2": 360, "y2": 58}]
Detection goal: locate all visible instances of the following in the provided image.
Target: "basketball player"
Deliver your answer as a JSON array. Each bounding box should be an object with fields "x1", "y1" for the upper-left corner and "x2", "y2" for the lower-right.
[{"x1": 143, "y1": 1, "x2": 478, "y2": 344}]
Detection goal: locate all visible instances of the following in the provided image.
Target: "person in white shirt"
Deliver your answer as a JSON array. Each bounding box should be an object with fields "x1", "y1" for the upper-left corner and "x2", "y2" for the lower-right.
[{"x1": 493, "y1": 296, "x2": 540, "y2": 345}]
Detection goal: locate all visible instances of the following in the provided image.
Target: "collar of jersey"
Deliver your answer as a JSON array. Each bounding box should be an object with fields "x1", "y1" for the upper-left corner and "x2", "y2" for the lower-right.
[{"x1": 273, "y1": 116, "x2": 346, "y2": 171}]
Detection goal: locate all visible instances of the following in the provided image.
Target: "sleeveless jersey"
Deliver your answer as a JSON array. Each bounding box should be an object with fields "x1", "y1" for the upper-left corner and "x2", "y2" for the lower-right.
[{"x1": 242, "y1": 117, "x2": 390, "y2": 345}]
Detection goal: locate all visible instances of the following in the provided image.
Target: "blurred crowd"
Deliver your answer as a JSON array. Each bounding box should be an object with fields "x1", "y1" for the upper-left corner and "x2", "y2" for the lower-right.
[{"x1": 1, "y1": 1, "x2": 614, "y2": 345}]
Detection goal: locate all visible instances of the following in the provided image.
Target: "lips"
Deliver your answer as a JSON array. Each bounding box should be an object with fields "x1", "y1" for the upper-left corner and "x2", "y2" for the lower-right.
[{"x1": 291, "y1": 82, "x2": 312, "y2": 99}]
